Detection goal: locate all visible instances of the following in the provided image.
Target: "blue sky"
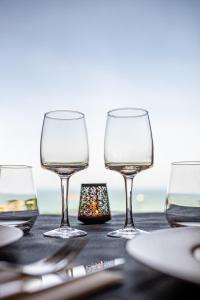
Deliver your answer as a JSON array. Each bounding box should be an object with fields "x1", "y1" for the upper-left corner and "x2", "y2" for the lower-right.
[{"x1": 0, "y1": 0, "x2": 200, "y2": 191}]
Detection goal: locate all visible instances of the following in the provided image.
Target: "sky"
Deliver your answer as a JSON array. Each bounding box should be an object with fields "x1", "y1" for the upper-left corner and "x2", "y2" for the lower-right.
[{"x1": 0, "y1": 0, "x2": 200, "y2": 193}]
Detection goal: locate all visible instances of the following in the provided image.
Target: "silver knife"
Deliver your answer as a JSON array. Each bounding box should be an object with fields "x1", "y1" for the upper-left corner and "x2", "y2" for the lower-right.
[{"x1": 0, "y1": 258, "x2": 125, "y2": 298}]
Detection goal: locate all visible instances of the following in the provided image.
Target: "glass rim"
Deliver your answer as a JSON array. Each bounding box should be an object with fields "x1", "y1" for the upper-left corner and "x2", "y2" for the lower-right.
[
  {"x1": 44, "y1": 110, "x2": 85, "y2": 120},
  {"x1": 172, "y1": 161, "x2": 200, "y2": 166},
  {"x1": 107, "y1": 107, "x2": 148, "y2": 118},
  {"x1": 0, "y1": 165, "x2": 32, "y2": 169}
]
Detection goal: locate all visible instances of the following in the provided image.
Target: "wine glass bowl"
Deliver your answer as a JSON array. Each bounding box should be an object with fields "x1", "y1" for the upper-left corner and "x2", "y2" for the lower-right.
[
  {"x1": 0, "y1": 165, "x2": 39, "y2": 233},
  {"x1": 104, "y1": 108, "x2": 153, "y2": 239},
  {"x1": 40, "y1": 110, "x2": 89, "y2": 238},
  {"x1": 166, "y1": 161, "x2": 200, "y2": 227}
]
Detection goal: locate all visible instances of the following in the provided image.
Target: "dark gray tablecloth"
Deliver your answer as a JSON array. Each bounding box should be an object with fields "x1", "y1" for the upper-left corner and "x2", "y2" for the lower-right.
[{"x1": 0, "y1": 213, "x2": 199, "y2": 299}]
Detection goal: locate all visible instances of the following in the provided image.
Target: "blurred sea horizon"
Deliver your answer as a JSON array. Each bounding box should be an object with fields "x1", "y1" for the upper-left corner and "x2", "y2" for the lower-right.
[{"x1": 37, "y1": 188, "x2": 166, "y2": 215}]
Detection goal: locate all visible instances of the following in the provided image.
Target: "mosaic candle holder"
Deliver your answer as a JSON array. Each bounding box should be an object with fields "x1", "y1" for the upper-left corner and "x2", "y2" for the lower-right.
[{"x1": 78, "y1": 183, "x2": 111, "y2": 224}]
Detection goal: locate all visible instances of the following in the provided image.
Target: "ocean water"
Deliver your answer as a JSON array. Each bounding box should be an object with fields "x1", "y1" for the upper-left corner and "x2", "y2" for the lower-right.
[{"x1": 37, "y1": 188, "x2": 166, "y2": 215}]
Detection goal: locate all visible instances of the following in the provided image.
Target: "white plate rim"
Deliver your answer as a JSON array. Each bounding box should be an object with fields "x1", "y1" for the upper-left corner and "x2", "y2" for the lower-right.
[
  {"x1": 0, "y1": 225, "x2": 23, "y2": 248},
  {"x1": 126, "y1": 227, "x2": 200, "y2": 285}
]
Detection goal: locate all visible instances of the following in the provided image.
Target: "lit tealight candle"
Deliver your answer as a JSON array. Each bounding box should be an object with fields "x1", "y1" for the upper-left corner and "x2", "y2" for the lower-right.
[{"x1": 78, "y1": 183, "x2": 111, "y2": 224}]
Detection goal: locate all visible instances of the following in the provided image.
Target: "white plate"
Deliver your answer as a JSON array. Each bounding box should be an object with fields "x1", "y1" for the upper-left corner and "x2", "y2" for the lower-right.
[
  {"x1": 126, "y1": 227, "x2": 200, "y2": 284},
  {"x1": 0, "y1": 225, "x2": 23, "y2": 247}
]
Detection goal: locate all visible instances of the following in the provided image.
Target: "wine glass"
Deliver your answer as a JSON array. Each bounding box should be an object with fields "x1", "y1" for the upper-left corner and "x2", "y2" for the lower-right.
[
  {"x1": 40, "y1": 110, "x2": 89, "y2": 238},
  {"x1": 166, "y1": 161, "x2": 200, "y2": 227},
  {"x1": 0, "y1": 165, "x2": 39, "y2": 233},
  {"x1": 104, "y1": 108, "x2": 154, "y2": 239}
]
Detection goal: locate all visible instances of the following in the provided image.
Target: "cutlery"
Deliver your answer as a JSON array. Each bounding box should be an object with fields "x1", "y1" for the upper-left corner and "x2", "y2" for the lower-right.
[
  {"x1": 0, "y1": 258, "x2": 125, "y2": 298},
  {"x1": 0, "y1": 239, "x2": 86, "y2": 276}
]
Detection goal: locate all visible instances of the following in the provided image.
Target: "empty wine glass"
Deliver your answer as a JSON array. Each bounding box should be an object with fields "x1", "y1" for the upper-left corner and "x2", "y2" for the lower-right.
[
  {"x1": 40, "y1": 110, "x2": 89, "y2": 238},
  {"x1": 104, "y1": 108, "x2": 154, "y2": 239},
  {"x1": 0, "y1": 165, "x2": 38, "y2": 233},
  {"x1": 166, "y1": 161, "x2": 200, "y2": 227}
]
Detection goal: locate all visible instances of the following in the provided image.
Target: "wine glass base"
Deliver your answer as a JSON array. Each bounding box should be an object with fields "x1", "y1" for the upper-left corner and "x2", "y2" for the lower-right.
[
  {"x1": 43, "y1": 227, "x2": 87, "y2": 239},
  {"x1": 107, "y1": 227, "x2": 146, "y2": 239}
]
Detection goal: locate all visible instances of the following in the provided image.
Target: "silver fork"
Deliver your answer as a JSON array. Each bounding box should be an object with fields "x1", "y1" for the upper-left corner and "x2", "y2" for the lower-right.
[{"x1": 0, "y1": 239, "x2": 86, "y2": 276}]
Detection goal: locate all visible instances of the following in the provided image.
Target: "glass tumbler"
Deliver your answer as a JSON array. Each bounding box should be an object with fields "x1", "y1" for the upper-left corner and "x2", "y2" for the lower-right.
[
  {"x1": 0, "y1": 165, "x2": 39, "y2": 233},
  {"x1": 166, "y1": 161, "x2": 200, "y2": 227}
]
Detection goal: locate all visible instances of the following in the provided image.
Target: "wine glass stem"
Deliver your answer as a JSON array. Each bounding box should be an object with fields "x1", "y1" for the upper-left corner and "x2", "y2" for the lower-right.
[
  {"x1": 60, "y1": 177, "x2": 70, "y2": 228},
  {"x1": 124, "y1": 176, "x2": 135, "y2": 229}
]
